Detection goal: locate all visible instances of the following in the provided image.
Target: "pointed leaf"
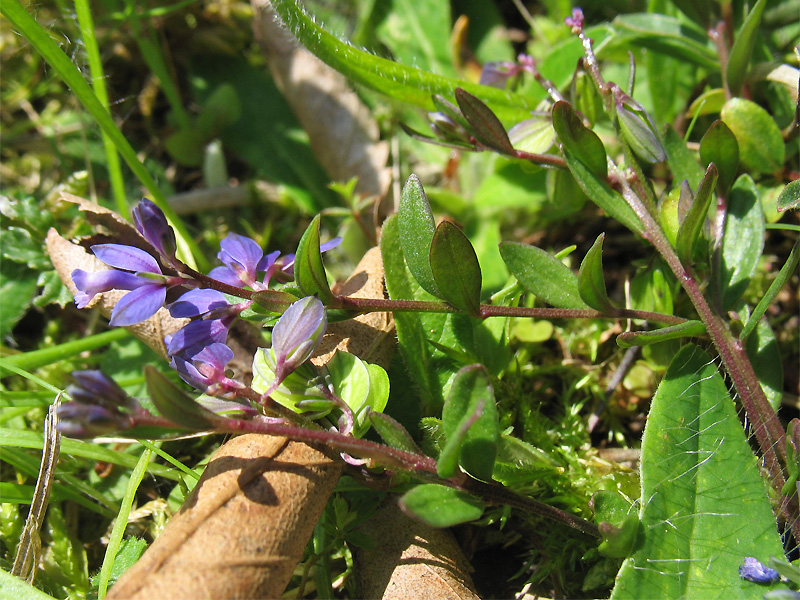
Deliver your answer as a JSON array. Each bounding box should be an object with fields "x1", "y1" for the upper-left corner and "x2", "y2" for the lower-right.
[
  {"x1": 440, "y1": 365, "x2": 499, "y2": 481},
  {"x1": 611, "y1": 345, "x2": 785, "y2": 599},
  {"x1": 454, "y1": 88, "x2": 515, "y2": 154},
  {"x1": 398, "y1": 175, "x2": 442, "y2": 298},
  {"x1": 578, "y1": 233, "x2": 614, "y2": 312},
  {"x1": 294, "y1": 215, "x2": 335, "y2": 304},
  {"x1": 499, "y1": 242, "x2": 590, "y2": 309},
  {"x1": 616, "y1": 320, "x2": 705, "y2": 348},
  {"x1": 777, "y1": 179, "x2": 800, "y2": 212},
  {"x1": 676, "y1": 163, "x2": 718, "y2": 267},
  {"x1": 725, "y1": 0, "x2": 767, "y2": 97},
  {"x1": 429, "y1": 221, "x2": 482, "y2": 316},
  {"x1": 144, "y1": 366, "x2": 217, "y2": 430},
  {"x1": 699, "y1": 121, "x2": 739, "y2": 195},
  {"x1": 721, "y1": 98, "x2": 784, "y2": 174},
  {"x1": 399, "y1": 484, "x2": 485, "y2": 528},
  {"x1": 718, "y1": 174, "x2": 764, "y2": 310},
  {"x1": 552, "y1": 101, "x2": 607, "y2": 178}
]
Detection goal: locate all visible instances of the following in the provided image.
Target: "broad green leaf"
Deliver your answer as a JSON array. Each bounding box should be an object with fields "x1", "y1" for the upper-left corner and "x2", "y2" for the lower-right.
[
  {"x1": 145, "y1": 366, "x2": 217, "y2": 430},
  {"x1": 663, "y1": 125, "x2": 704, "y2": 192},
  {"x1": 552, "y1": 101, "x2": 607, "y2": 178},
  {"x1": 611, "y1": 14, "x2": 718, "y2": 71},
  {"x1": 399, "y1": 484, "x2": 485, "y2": 528},
  {"x1": 611, "y1": 345, "x2": 786, "y2": 599},
  {"x1": 718, "y1": 174, "x2": 764, "y2": 310},
  {"x1": 721, "y1": 98, "x2": 784, "y2": 174},
  {"x1": 270, "y1": 0, "x2": 537, "y2": 125},
  {"x1": 777, "y1": 179, "x2": 800, "y2": 212},
  {"x1": 455, "y1": 88, "x2": 515, "y2": 154},
  {"x1": 294, "y1": 215, "x2": 335, "y2": 304},
  {"x1": 440, "y1": 365, "x2": 499, "y2": 481},
  {"x1": 398, "y1": 175, "x2": 442, "y2": 298},
  {"x1": 616, "y1": 320, "x2": 705, "y2": 348},
  {"x1": 326, "y1": 351, "x2": 390, "y2": 438},
  {"x1": 499, "y1": 242, "x2": 590, "y2": 310},
  {"x1": 745, "y1": 318, "x2": 784, "y2": 411},
  {"x1": 369, "y1": 412, "x2": 422, "y2": 454},
  {"x1": 699, "y1": 121, "x2": 739, "y2": 195},
  {"x1": 429, "y1": 221, "x2": 482, "y2": 316},
  {"x1": 676, "y1": 163, "x2": 717, "y2": 267},
  {"x1": 578, "y1": 233, "x2": 614, "y2": 312},
  {"x1": 725, "y1": 0, "x2": 767, "y2": 97}
]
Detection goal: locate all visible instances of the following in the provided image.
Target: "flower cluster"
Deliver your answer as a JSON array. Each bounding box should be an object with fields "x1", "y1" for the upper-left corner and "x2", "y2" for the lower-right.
[{"x1": 71, "y1": 199, "x2": 338, "y2": 397}]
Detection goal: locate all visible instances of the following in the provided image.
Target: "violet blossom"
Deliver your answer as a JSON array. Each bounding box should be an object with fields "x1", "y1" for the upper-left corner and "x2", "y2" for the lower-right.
[
  {"x1": 171, "y1": 342, "x2": 244, "y2": 396},
  {"x1": 132, "y1": 198, "x2": 177, "y2": 261},
  {"x1": 271, "y1": 296, "x2": 327, "y2": 383}
]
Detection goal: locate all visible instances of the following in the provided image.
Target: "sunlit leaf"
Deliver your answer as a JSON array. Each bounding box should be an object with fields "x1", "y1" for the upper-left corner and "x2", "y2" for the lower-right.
[
  {"x1": 369, "y1": 412, "x2": 422, "y2": 454},
  {"x1": 676, "y1": 163, "x2": 717, "y2": 267},
  {"x1": 399, "y1": 484, "x2": 485, "y2": 528},
  {"x1": 294, "y1": 215, "x2": 335, "y2": 304},
  {"x1": 552, "y1": 101, "x2": 607, "y2": 178},
  {"x1": 720, "y1": 98, "x2": 784, "y2": 174},
  {"x1": 429, "y1": 221, "x2": 482, "y2": 317},
  {"x1": 777, "y1": 179, "x2": 800, "y2": 212},
  {"x1": 398, "y1": 175, "x2": 442, "y2": 298}
]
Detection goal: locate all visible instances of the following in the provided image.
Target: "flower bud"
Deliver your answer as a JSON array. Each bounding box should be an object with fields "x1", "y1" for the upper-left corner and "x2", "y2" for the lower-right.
[
  {"x1": 271, "y1": 296, "x2": 327, "y2": 382},
  {"x1": 56, "y1": 402, "x2": 132, "y2": 438},
  {"x1": 132, "y1": 198, "x2": 177, "y2": 260},
  {"x1": 67, "y1": 370, "x2": 135, "y2": 410},
  {"x1": 614, "y1": 88, "x2": 666, "y2": 163}
]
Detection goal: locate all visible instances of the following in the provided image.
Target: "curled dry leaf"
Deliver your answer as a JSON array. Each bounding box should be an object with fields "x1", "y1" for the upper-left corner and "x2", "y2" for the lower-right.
[
  {"x1": 354, "y1": 499, "x2": 480, "y2": 600},
  {"x1": 106, "y1": 435, "x2": 342, "y2": 600},
  {"x1": 45, "y1": 228, "x2": 187, "y2": 357},
  {"x1": 251, "y1": 0, "x2": 391, "y2": 200}
]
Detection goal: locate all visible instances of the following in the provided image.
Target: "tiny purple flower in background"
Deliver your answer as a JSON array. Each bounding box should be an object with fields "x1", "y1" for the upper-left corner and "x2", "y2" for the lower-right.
[
  {"x1": 171, "y1": 342, "x2": 243, "y2": 395},
  {"x1": 132, "y1": 198, "x2": 177, "y2": 261},
  {"x1": 565, "y1": 8, "x2": 584, "y2": 32},
  {"x1": 271, "y1": 296, "x2": 327, "y2": 383},
  {"x1": 739, "y1": 557, "x2": 780, "y2": 584},
  {"x1": 72, "y1": 244, "x2": 173, "y2": 326},
  {"x1": 479, "y1": 61, "x2": 519, "y2": 89}
]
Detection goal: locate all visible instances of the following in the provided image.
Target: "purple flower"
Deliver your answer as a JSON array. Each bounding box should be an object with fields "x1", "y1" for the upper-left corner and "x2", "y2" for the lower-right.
[
  {"x1": 164, "y1": 315, "x2": 234, "y2": 357},
  {"x1": 213, "y1": 233, "x2": 266, "y2": 287},
  {"x1": 72, "y1": 244, "x2": 171, "y2": 326},
  {"x1": 565, "y1": 8, "x2": 584, "y2": 33},
  {"x1": 271, "y1": 296, "x2": 327, "y2": 382},
  {"x1": 168, "y1": 289, "x2": 232, "y2": 318},
  {"x1": 67, "y1": 370, "x2": 135, "y2": 410},
  {"x1": 57, "y1": 402, "x2": 132, "y2": 438},
  {"x1": 479, "y1": 61, "x2": 519, "y2": 89},
  {"x1": 132, "y1": 198, "x2": 176, "y2": 260},
  {"x1": 171, "y1": 342, "x2": 243, "y2": 395},
  {"x1": 739, "y1": 557, "x2": 780, "y2": 584}
]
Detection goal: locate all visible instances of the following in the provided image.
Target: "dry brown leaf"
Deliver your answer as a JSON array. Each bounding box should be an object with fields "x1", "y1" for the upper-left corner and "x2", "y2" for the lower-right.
[
  {"x1": 106, "y1": 435, "x2": 342, "y2": 600},
  {"x1": 354, "y1": 499, "x2": 480, "y2": 600},
  {"x1": 251, "y1": 0, "x2": 391, "y2": 199}
]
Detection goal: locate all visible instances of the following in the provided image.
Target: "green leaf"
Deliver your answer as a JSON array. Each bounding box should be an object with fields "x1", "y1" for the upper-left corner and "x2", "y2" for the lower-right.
[
  {"x1": 777, "y1": 179, "x2": 800, "y2": 212},
  {"x1": 439, "y1": 365, "x2": 499, "y2": 481},
  {"x1": 720, "y1": 98, "x2": 784, "y2": 174},
  {"x1": 0, "y1": 263, "x2": 38, "y2": 339},
  {"x1": 294, "y1": 215, "x2": 335, "y2": 304},
  {"x1": 399, "y1": 484, "x2": 485, "y2": 528},
  {"x1": 499, "y1": 242, "x2": 590, "y2": 309},
  {"x1": 144, "y1": 366, "x2": 217, "y2": 430},
  {"x1": 398, "y1": 175, "x2": 442, "y2": 298},
  {"x1": 369, "y1": 412, "x2": 422, "y2": 454},
  {"x1": 552, "y1": 101, "x2": 607, "y2": 178},
  {"x1": 687, "y1": 88, "x2": 726, "y2": 117},
  {"x1": 0, "y1": 568, "x2": 57, "y2": 600},
  {"x1": 616, "y1": 320, "x2": 706, "y2": 348},
  {"x1": 610, "y1": 345, "x2": 786, "y2": 599},
  {"x1": 745, "y1": 318, "x2": 784, "y2": 411},
  {"x1": 725, "y1": 0, "x2": 767, "y2": 97},
  {"x1": 718, "y1": 174, "x2": 764, "y2": 310},
  {"x1": 269, "y1": 0, "x2": 537, "y2": 125},
  {"x1": 663, "y1": 125, "x2": 705, "y2": 192},
  {"x1": 676, "y1": 163, "x2": 718, "y2": 267},
  {"x1": 429, "y1": 221, "x2": 482, "y2": 316},
  {"x1": 699, "y1": 121, "x2": 739, "y2": 195},
  {"x1": 326, "y1": 351, "x2": 390, "y2": 438},
  {"x1": 578, "y1": 234, "x2": 614, "y2": 312},
  {"x1": 455, "y1": 88, "x2": 515, "y2": 154},
  {"x1": 598, "y1": 515, "x2": 642, "y2": 559}
]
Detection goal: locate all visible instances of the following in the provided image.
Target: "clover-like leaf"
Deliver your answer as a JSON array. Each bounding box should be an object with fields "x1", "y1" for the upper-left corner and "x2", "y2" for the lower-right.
[{"x1": 429, "y1": 221, "x2": 482, "y2": 317}]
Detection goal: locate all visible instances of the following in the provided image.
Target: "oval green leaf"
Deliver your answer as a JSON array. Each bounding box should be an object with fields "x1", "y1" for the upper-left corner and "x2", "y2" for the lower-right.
[
  {"x1": 578, "y1": 233, "x2": 614, "y2": 312},
  {"x1": 429, "y1": 221, "x2": 482, "y2": 316},
  {"x1": 455, "y1": 88, "x2": 515, "y2": 154},
  {"x1": 699, "y1": 120, "x2": 739, "y2": 195},
  {"x1": 720, "y1": 98, "x2": 784, "y2": 174},
  {"x1": 398, "y1": 175, "x2": 441, "y2": 298},
  {"x1": 499, "y1": 242, "x2": 590, "y2": 309},
  {"x1": 399, "y1": 484, "x2": 485, "y2": 528},
  {"x1": 552, "y1": 101, "x2": 607, "y2": 178}
]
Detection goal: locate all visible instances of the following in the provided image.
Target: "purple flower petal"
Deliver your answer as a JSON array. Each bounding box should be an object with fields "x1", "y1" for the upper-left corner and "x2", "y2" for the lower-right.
[
  {"x1": 133, "y1": 199, "x2": 177, "y2": 259},
  {"x1": 169, "y1": 289, "x2": 230, "y2": 318},
  {"x1": 165, "y1": 317, "x2": 233, "y2": 356},
  {"x1": 171, "y1": 342, "x2": 234, "y2": 391},
  {"x1": 217, "y1": 233, "x2": 265, "y2": 284},
  {"x1": 739, "y1": 557, "x2": 780, "y2": 584},
  {"x1": 68, "y1": 370, "x2": 133, "y2": 409},
  {"x1": 208, "y1": 266, "x2": 245, "y2": 288},
  {"x1": 256, "y1": 250, "x2": 281, "y2": 273},
  {"x1": 109, "y1": 284, "x2": 167, "y2": 326},
  {"x1": 72, "y1": 269, "x2": 146, "y2": 308},
  {"x1": 272, "y1": 296, "x2": 327, "y2": 379},
  {"x1": 91, "y1": 244, "x2": 161, "y2": 274}
]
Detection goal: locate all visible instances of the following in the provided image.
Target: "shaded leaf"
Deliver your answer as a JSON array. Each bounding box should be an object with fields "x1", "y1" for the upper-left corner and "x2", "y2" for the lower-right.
[
  {"x1": 369, "y1": 412, "x2": 422, "y2": 454},
  {"x1": 455, "y1": 88, "x2": 514, "y2": 154},
  {"x1": 430, "y1": 221, "x2": 482, "y2": 316},
  {"x1": 399, "y1": 484, "x2": 484, "y2": 528},
  {"x1": 699, "y1": 121, "x2": 739, "y2": 195},
  {"x1": 720, "y1": 98, "x2": 784, "y2": 174},
  {"x1": 578, "y1": 234, "x2": 614, "y2": 312},
  {"x1": 725, "y1": 0, "x2": 767, "y2": 97},
  {"x1": 144, "y1": 366, "x2": 217, "y2": 430},
  {"x1": 398, "y1": 175, "x2": 442, "y2": 298},
  {"x1": 294, "y1": 215, "x2": 335, "y2": 304},
  {"x1": 499, "y1": 242, "x2": 590, "y2": 309},
  {"x1": 718, "y1": 174, "x2": 764, "y2": 310},
  {"x1": 777, "y1": 179, "x2": 800, "y2": 212},
  {"x1": 616, "y1": 320, "x2": 705, "y2": 348},
  {"x1": 552, "y1": 101, "x2": 607, "y2": 178},
  {"x1": 663, "y1": 125, "x2": 704, "y2": 192},
  {"x1": 676, "y1": 163, "x2": 717, "y2": 267},
  {"x1": 440, "y1": 365, "x2": 499, "y2": 481},
  {"x1": 745, "y1": 318, "x2": 784, "y2": 411},
  {"x1": 611, "y1": 345, "x2": 786, "y2": 599}
]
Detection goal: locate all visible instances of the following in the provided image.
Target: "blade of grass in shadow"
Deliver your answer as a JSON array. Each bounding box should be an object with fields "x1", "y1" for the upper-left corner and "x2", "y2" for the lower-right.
[
  {"x1": 1, "y1": 0, "x2": 205, "y2": 271},
  {"x1": 269, "y1": 0, "x2": 537, "y2": 125}
]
